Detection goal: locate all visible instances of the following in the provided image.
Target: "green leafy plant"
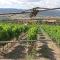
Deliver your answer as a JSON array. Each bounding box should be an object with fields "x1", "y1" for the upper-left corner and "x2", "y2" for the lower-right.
[
  {"x1": 42, "y1": 24, "x2": 60, "y2": 46},
  {"x1": 0, "y1": 23, "x2": 29, "y2": 41}
]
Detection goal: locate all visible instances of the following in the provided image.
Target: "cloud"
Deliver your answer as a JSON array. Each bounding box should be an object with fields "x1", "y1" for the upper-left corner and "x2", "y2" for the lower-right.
[
  {"x1": 40, "y1": 0, "x2": 60, "y2": 8},
  {"x1": 23, "y1": 0, "x2": 41, "y2": 2},
  {"x1": 0, "y1": 0, "x2": 60, "y2": 9}
]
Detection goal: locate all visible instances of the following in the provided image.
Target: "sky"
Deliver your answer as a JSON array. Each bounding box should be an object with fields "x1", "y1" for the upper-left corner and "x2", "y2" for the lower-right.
[{"x1": 0, "y1": 0, "x2": 60, "y2": 9}]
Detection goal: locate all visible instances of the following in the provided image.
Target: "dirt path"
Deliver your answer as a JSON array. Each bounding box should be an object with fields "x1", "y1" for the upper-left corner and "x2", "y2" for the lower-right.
[
  {"x1": 35, "y1": 28, "x2": 60, "y2": 60},
  {"x1": 0, "y1": 28, "x2": 60, "y2": 60}
]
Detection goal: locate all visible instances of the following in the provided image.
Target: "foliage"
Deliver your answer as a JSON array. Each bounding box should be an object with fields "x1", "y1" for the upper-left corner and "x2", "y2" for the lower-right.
[
  {"x1": 42, "y1": 24, "x2": 60, "y2": 45},
  {"x1": 27, "y1": 25, "x2": 38, "y2": 40},
  {"x1": 0, "y1": 23, "x2": 29, "y2": 41}
]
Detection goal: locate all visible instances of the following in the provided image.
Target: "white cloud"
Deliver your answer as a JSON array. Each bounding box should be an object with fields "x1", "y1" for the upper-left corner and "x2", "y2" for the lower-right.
[
  {"x1": 0, "y1": 0, "x2": 60, "y2": 9},
  {"x1": 40, "y1": 0, "x2": 60, "y2": 8}
]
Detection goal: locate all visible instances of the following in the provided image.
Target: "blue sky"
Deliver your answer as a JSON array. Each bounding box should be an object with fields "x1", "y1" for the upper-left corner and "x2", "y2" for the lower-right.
[{"x1": 0, "y1": 0, "x2": 60, "y2": 9}]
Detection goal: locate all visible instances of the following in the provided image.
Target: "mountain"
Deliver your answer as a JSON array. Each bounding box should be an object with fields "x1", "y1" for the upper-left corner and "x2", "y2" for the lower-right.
[
  {"x1": 0, "y1": 8, "x2": 24, "y2": 14},
  {"x1": 37, "y1": 10, "x2": 60, "y2": 17},
  {"x1": 0, "y1": 8, "x2": 60, "y2": 17}
]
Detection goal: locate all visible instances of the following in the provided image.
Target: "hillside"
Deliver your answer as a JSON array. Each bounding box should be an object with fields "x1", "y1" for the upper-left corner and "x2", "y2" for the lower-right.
[{"x1": 0, "y1": 8, "x2": 24, "y2": 13}]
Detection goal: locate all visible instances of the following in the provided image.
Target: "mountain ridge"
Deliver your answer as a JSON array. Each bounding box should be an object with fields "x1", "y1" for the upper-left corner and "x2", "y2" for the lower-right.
[{"x1": 0, "y1": 8, "x2": 60, "y2": 17}]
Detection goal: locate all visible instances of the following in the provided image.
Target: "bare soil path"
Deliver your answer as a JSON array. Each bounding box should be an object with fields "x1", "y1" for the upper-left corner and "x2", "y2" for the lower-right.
[
  {"x1": 0, "y1": 28, "x2": 60, "y2": 60},
  {"x1": 35, "y1": 28, "x2": 60, "y2": 60}
]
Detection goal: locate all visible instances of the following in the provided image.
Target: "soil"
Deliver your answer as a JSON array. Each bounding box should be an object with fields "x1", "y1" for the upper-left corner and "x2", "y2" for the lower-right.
[{"x1": 0, "y1": 29, "x2": 60, "y2": 60}]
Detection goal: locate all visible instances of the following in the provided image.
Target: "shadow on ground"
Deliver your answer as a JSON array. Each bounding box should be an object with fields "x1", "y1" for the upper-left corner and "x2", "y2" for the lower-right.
[
  {"x1": 37, "y1": 43, "x2": 56, "y2": 60},
  {"x1": 2, "y1": 41, "x2": 56, "y2": 60},
  {"x1": 4, "y1": 45, "x2": 26, "y2": 59}
]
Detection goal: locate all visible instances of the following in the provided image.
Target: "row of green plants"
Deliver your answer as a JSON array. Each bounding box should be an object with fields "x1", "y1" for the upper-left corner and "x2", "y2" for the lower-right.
[
  {"x1": 0, "y1": 23, "x2": 39, "y2": 41},
  {"x1": 42, "y1": 24, "x2": 60, "y2": 45},
  {"x1": 0, "y1": 23, "x2": 29, "y2": 41},
  {"x1": 27, "y1": 24, "x2": 39, "y2": 57},
  {"x1": 27, "y1": 24, "x2": 38, "y2": 40}
]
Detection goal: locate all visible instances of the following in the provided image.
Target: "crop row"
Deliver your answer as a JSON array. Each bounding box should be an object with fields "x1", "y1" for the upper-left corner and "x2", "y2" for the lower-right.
[
  {"x1": 0, "y1": 23, "x2": 39, "y2": 42},
  {"x1": 27, "y1": 25, "x2": 38, "y2": 40},
  {"x1": 0, "y1": 23, "x2": 29, "y2": 41},
  {"x1": 42, "y1": 24, "x2": 60, "y2": 45}
]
